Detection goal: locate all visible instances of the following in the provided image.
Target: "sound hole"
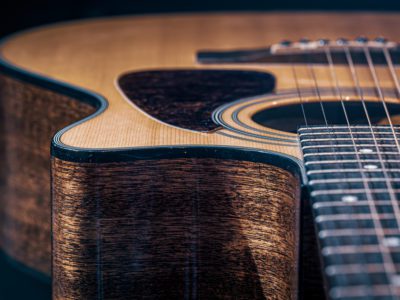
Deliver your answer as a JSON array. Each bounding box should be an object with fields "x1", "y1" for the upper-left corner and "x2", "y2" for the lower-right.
[{"x1": 252, "y1": 101, "x2": 400, "y2": 133}]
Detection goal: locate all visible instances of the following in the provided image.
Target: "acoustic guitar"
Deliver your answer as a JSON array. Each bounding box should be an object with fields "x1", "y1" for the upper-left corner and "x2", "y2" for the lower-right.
[{"x1": 1, "y1": 12, "x2": 400, "y2": 300}]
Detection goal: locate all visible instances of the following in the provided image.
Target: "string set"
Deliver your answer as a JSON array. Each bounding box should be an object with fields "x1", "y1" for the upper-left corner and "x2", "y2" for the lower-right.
[{"x1": 292, "y1": 37, "x2": 400, "y2": 296}]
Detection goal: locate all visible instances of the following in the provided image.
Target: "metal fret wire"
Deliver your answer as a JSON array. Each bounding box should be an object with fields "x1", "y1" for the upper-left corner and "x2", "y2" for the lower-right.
[
  {"x1": 347, "y1": 44, "x2": 400, "y2": 246},
  {"x1": 344, "y1": 44, "x2": 399, "y2": 295},
  {"x1": 363, "y1": 46, "x2": 400, "y2": 235},
  {"x1": 292, "y1": 50, "x2": 369, "y2": 292},
  {"x1": 292, "y1": 40, "x2": 400, "y2": 297},
  {"x1": 323, "y1": 45, "x2": 379, "y2": 296},
  {"x1": 305, "y1": 44, "x2": 375, "y2": 295}
]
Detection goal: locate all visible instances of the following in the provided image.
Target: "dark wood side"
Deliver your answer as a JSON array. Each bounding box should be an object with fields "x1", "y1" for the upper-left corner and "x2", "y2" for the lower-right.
[
  {"x1": 0, "y1": 74, "x2": 96, "y2": 276},
  {"x1": 52, "y1": 157, "x2": 301, "y2": 300},
  {"x1": 299, "y1": 191, "x2": 326, "y2": 299}
]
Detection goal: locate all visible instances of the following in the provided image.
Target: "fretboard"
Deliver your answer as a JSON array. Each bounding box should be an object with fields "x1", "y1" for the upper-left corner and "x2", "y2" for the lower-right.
[{"x1": 299, "y1": 125, "x2": 400, "y2": 300}]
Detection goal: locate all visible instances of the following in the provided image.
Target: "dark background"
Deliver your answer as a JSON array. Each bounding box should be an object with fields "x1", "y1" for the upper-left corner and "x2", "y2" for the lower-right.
[{"x1": 1, "y1": 0, "x2": 400, "y2": 37}]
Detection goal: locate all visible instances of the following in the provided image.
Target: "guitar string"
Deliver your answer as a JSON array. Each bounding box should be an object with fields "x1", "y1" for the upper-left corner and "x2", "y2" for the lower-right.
[
  {"x1": 290, "y1": 61, "x2": 308, "y2": 127},
  {"x1": 304, "y1": 42, "x2": 399, "y2": 295},
  {"x1": 285, "y1": 40, "x2": 399, "y2": 295},
  {"x1": 381, "y1": 43, "x2": 400, "y2": 152},
  {"x1": 343, "y1": 43, "x2": 400, "y2": 293},
  {"x1": 363, "y1": 44, "x2": 400, "y2": 154},
  {"x1": 363, "y1": 43, "x2": 400, "y2": 247},
  {"x1": 363, "y1": 43, "x2": 400, "y2": 250},
  {"x1": 304, "y1": 45, "x2": 378, "y2": 296},
  {"x1": 323, "y1": 45, "x2": 374, "y2": 293},
  {"x1": 314, "y1": 43, "x2": 399, "y2": 296},
  {"x1": 383, "y1": 45, "x2": 400, "y2": 99},
  {"x1": 378, "y1": 43, "x2": 400, "y2": 293},
  {"x1": 306, "y1": 50, "x2": 329, "y2": 127}
]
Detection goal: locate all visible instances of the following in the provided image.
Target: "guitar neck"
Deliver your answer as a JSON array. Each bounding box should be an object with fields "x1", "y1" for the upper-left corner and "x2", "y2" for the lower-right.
[{"x1": 299, "y1": 125, "x2": 400, "y2": 299}]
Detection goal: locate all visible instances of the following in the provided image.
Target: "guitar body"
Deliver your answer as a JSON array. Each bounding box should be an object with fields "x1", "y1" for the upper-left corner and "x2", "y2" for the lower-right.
[{"x1": 1, "y1": 12, "x2": 400, "y2": 299}]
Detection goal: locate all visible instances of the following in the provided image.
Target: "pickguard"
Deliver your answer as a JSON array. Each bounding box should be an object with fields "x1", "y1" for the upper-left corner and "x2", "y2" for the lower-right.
[{"x1": 118, "y1": 70, "x2": 275, "y2": 131}]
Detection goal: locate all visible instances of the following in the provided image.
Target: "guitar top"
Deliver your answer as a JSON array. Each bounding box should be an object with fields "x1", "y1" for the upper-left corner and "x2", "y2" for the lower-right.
[{"x1": 1, "y1": 12, "x2": 400, "y2": 299}]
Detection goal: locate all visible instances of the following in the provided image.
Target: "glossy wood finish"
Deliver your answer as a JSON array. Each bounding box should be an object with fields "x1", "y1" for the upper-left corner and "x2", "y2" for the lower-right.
[
  {"x1": 2, "y1": 13, "x2": 400, "y2": 155},
  {"x1": 1, "y1": 12, "x2": 400, "y2": 299},
  {"x1": 52, "y1": 157, "x2": 300, "y2": 300},
  {"x1": 0, "y1": 75, "x2": 96, "y2": 275}
]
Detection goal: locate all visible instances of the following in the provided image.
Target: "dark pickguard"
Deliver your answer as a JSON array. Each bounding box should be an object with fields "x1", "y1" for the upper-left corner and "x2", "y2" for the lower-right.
[{"x1": 118, "y1": 70, "x2": 275, "y2": 131}]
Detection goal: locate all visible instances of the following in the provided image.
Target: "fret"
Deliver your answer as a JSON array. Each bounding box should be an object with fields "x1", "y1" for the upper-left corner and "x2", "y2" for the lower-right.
[
  {"x1": 300, "y1": 131, "x2": 400, "y2": 137},
  {"x1": 329, "y1": 284, "x2": 395, "y2": 299},
  {"x1": 298, "y1": 125, "x2": 400, "y2": 132},
  {"x1": 306, "y1": 159, "x2": 400, "y2": 165},
  {"x1": 310, "y1": 189, "x2": 400, "y2": 197},
  {"x1": 316, "y1": 213, "x2": 395, "y2": 223},
  {"x1": 314, "y1": 203, "x2": 395, "y2": 215},
  {"x1": 322, "y1": 245, "x2": 400, "y2": 256},
  {"x1": 309, "y1": 181, "x2": 400, "y2": 192},
  {"x1": 309, "y1": 173, "x2": 400, "y2": 181},
  {"x1": 301, "y1": 137, "x2": 400, "y2": 143},
  {"x1": 299, "y1": 125, "x2": 400, "y2": 299},
  {"x1": 307, "y1": 166, "x2": 400, "y2": 172},
  {"x1": 303, "y1": 151, "x2": 400, "y2": 157},
  {"x1": 318, "y1": 217, "x2": 397, "y2": 230},
  {"x1": 313, "y1": 200, "x2": 396, "y2": 209},
  {"x1": 313, "y1": 193, "x2": 393, "y2": 203},
  {"x1": 309, "y1": 178, "x2": 400, "y2": 185},
  {"x1": 311, "y1": 184, "x2": 400, "y2": 191},
  {"x1": 327, "y1": 263, "x2": 400, "y2": 275},
  {"x1": 321, "y1": 234, "x2": 379, "y2": 247},
  {"x1": 307, "y1": 168, "x2": 400, "y2": 175},
  {"x1": 323, "y1": 252, "x2": 390, "y2": 265},
  {"x1": 329, "y1": 272, "x2": 389, "y2": 287},
  {"x1": 323, "y1": 251, "x2": 400, "y2": 266},
  {"x1": 305, "y1": 154, "x2": 400, "y2": 162},
  {"x1": 320, "y1": 237, "x2": 400, "y2": 251},
  {"x1": 302, "y1": 144, "x2": 398, "y2": 150},
  {"x1": 319, "y1": 228, "x2": 400, "y2": 239}
]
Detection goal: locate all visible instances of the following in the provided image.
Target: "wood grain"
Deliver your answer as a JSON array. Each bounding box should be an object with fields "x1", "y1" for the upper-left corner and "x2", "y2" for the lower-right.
[
  {"x1": 0, "y1": 75, "x2": 95, "y2": 275},
  {"x1": 1, "y1": 13, "x2": 400, "y2": 157},
  {"x1": 52, "y1": 157, "x2": 301, "y2": 300},
  {"x1": 1, "y1": 12, "x2": 400, "y2": 299}
]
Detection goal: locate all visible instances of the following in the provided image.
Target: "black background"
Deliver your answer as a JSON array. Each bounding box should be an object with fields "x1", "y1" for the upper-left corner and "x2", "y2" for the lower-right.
[{"x1": 1, "y1": 0, "x2": 400, "y2": 37}]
